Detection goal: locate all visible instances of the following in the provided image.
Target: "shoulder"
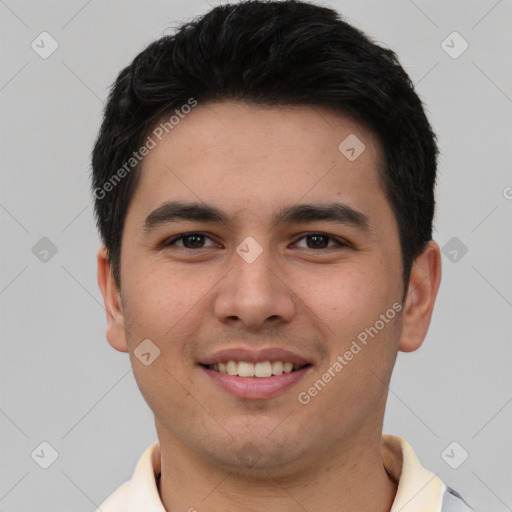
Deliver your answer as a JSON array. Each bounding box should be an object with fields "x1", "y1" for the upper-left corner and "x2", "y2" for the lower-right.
[
  {"x1": 441, "y1": 487, "x2": 476, "y2": 512},
  {"x1": 94, "y1": 441, "x2": 162, "y2": 512},
  {"x1": 95, "y1": 480, "x2": 130, "y2": 512},
  {"x1": 382, "y1": 435, "x2": 476, "y2": 512}
]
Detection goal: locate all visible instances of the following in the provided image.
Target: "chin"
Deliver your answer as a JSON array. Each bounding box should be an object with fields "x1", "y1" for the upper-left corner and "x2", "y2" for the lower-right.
[
  {"x1": 199, "y1": 424, "x2": 311, "y2": 477},
  {"x1": 208, "y1": 440, "x2": 308, "y2": 478}
]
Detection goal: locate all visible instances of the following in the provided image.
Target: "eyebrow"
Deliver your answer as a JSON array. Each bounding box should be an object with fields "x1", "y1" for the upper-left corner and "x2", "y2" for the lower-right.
[{"x1": 142, "y1": 200, "x2": 372, "y2": 234}]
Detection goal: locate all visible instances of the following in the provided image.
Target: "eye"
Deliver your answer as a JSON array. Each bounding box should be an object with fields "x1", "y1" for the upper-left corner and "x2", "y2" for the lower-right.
[
  {"x1": 294, "y1": 232, "x2": 349, "y2": 250},
  {"x1": 162, "y1": 232, "x2": 218, "y2": 249},
  {"x1": 161, "y1": 232, "x2": 349, "y2": 251}
]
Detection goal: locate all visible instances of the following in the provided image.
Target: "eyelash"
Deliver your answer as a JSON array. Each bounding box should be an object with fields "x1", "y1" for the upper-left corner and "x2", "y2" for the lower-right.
[{"x1": 161, "y1": 232, "x2": 350, "y2": 251}]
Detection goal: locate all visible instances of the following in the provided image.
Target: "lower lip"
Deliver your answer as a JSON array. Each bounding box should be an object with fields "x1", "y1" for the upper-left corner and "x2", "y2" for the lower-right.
[{"x1": 201, "y1": 366, "x2": 311, "y2": 399}]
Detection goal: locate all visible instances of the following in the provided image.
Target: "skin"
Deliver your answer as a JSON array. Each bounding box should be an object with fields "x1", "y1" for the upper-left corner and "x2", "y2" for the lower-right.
[{"x1": 97, "y1": 101, "x2": 441, "y2": 512}]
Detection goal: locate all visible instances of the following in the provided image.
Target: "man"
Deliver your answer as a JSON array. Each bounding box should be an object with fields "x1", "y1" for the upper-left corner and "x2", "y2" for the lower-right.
[{"x1": 92, "y1": 1, "x2": 475, "y2": 510}]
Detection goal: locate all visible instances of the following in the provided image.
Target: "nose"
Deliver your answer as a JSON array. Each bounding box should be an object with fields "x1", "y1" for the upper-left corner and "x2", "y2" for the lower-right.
[{"x1": 212, "y1": 242, "x2": 297, "y2": 330}]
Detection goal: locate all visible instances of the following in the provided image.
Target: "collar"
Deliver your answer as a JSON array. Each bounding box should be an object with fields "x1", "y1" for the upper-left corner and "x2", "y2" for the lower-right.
[
  {"x1": 98, "y1": 435, "x2": 447, "y2": 511},
  {"x1": 382, "y1": 435, "x2": 446, "y2": 511}
]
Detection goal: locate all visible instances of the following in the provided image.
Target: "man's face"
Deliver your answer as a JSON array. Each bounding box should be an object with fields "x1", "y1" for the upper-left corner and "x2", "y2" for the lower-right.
[{"x1": 108, "y1": 102, "x2": 407, "y2": 473}]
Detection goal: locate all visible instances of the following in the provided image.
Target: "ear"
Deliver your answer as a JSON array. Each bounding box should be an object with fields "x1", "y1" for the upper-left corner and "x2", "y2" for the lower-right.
[
  {"x1": 398, "y1": 240, "x2": 442, "y2": 353},
  {"x1": 96, "y1": 246, "x2": 129, "y2": 352}
]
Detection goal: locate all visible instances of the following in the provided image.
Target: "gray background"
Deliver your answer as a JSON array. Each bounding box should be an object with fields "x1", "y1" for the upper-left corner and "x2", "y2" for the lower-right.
[{"x1": 1, "y1": 0, "x2": 511, "y2": 510}]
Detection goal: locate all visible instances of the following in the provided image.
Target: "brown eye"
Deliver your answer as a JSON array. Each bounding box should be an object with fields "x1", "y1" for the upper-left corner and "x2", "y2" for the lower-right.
[
  {"x1": 294, "y1": 233, "x2": 348, "y2": 250},
  {"x1": 163, "y1": 232, "x2": 217, "y2": 249}
]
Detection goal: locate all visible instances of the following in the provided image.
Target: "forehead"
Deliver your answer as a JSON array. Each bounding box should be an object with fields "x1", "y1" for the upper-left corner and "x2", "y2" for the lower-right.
[{"x1": 128, "y1": 101, "x2": 388, "y2": 228}]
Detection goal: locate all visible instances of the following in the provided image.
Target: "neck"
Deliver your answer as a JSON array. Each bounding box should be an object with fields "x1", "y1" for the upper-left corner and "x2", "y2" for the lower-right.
[{"x1": 155, "y1": 423, "x2": 397, "y2": 512}]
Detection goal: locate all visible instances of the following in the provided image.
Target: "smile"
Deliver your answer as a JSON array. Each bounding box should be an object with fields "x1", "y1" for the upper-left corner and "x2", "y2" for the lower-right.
[
  {"x1": 200, "y1": 361, "x2": 312, "y2": 399},
  {"x1": 203, "y1": 360, "x2": 309, "y2": 378}
]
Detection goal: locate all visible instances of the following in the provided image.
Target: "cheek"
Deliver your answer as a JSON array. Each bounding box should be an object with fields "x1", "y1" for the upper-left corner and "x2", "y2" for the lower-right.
[
  {"x1": 123, "y1": 265, "x2": 206, "y2": 412},
  {"x1": 122, "y1": 257, "x2": 204, "y2": 336},
  {"x1": 292, "y1": 263, "x2": 382, "y2": 331},
  {"x1": 292, "y1": 261, "x2": 400, "y2": 371}
]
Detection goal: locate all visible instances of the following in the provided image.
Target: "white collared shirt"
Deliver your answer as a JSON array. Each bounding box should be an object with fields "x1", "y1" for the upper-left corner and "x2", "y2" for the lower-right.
[{"x1": 96, "y1": 435, "x2": 474, "y2": 511}]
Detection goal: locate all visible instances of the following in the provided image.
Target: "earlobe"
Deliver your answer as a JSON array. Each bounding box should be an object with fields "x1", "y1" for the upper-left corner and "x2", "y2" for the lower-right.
[
  {"x1": 96, "y1": 246, "x2": 129, "y2": 353},
  {"x1": 397, "y1": 240, "x2": 442, "y2": 353}
]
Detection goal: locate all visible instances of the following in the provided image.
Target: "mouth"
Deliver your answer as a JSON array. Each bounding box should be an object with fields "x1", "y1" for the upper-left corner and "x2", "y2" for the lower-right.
[
  {"x1": 200, "y1": 360, "x2": 311, "y2": 377},
  {"x1": 199, "y1": 359, "x2": 313, "y2": 399}
]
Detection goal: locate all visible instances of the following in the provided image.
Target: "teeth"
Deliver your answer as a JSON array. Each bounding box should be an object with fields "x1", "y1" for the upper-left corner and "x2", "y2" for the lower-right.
[
  {"x1": 255, "y1": 361, "x2": 272, "y2": 378},
  {"x1": 226, "y1": 360, "x2": 238, "y2": 376},
  {"x1": 271, "y1": 361, "x2": 283, "y2": 375},
  {"x1": 283, "y1": 362, "x2": 293, "y2": 373},
  {"x1": 210, "y1": 360, "x2": 305, "y2": 378},
  {"x1": 238, "y1": 361, "x2": 255, "y2": 377}
]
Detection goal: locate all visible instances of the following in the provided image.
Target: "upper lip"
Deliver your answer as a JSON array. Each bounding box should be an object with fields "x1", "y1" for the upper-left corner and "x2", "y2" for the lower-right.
[{"x1": 198, "y1": 347, "x2": 313, "y2": 366}]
